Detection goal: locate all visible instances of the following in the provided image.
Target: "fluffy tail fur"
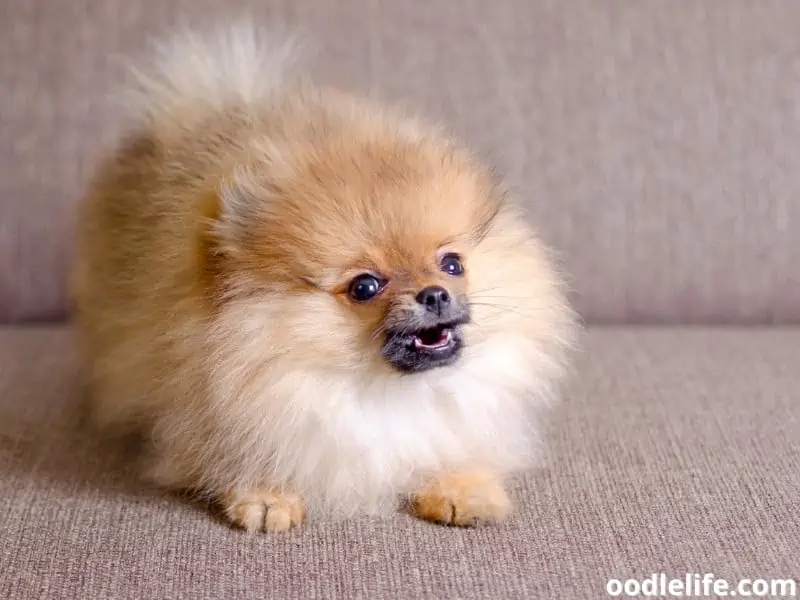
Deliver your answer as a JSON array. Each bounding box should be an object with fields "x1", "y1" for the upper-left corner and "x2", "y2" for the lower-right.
[{"x1": 123, "y1": 23, "x2": 303, "y2": 138}]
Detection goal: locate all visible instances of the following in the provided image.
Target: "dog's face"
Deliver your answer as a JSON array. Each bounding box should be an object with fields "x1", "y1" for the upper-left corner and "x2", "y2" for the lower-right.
[
  {"x1": 209, "y1": 110, "x2": 565, "y2": 379},
  {"x1": 366, "y1": 251, "x2": 471, "y2": 373},
  {"x1": 331, "y1": 232, "x2": 475, "y2": 374}
]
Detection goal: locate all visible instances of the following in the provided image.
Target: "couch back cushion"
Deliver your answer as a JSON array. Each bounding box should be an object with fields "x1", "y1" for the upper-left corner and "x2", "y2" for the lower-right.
[{"x1": 2, "y1": 0, "x2": 799, "y2": 323}]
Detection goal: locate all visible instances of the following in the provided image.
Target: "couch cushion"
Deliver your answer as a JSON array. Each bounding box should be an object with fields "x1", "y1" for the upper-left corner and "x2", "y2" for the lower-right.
[
  {"x1": 3, "y1": 1, "x2": 800, "y2": 323},
  {"x1": 1, "y1": 326, "x2": 797, "y2": 599}
]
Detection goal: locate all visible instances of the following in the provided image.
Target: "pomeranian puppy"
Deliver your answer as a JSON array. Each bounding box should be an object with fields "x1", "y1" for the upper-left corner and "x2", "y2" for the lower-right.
[{"x1": 71, "y1": 24, "x2": 577, "y2": 532}]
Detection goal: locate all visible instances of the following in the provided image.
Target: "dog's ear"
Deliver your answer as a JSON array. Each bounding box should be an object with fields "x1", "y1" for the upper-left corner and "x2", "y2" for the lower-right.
[
  {"x1": 472, "y1": 167, "x2": 509, "y2": 244},
  {"x1": 207, "y1": 165, "x2": 269, "y2": 256}
]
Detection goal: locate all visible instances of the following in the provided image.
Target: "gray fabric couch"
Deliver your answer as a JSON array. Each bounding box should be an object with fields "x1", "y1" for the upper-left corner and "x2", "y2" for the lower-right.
[{"x1": 2, "y1": 2, "x2": 798, "y2": 598}]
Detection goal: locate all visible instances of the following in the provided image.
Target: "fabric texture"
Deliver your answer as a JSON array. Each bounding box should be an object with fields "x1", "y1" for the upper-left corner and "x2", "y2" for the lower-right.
[
  {"x1": 3, "y1": 1, "x2": 800, "y2": 323},
  {"x1": 1, "y1": 327, "x2": 798, "y2": 599}
]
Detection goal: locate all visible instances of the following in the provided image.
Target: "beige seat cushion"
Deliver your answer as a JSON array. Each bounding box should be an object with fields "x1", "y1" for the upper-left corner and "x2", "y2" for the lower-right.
[{"x1": 1, "y1": 326, "x2": 796, "y2": 599}]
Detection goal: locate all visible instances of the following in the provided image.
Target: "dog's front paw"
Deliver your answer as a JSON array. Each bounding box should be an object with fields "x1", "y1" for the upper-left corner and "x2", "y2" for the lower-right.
[
  {"x1": 222, "y1": 488, "x2": 306, "y2": 533},
  {"x1": 410, "y1": 471, "x2": 511, "y2": 527}
]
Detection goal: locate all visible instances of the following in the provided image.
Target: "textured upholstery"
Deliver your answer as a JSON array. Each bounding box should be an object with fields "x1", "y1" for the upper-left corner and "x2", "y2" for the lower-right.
[
  {"x1": 3, "y1": 1, "x2": 800, "y2": 323},
  {"x1": 2, "y1": 327, "x2": 798, "y2": 599}
]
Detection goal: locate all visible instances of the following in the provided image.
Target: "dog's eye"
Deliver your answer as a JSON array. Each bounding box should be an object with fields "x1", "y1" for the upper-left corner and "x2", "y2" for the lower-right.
[
  {"x1": 348, "y1": 274, "x2": 384, "y2": 302},
  {"x1": 440, "y1": 253, "x2": 464, "y2": 276}
]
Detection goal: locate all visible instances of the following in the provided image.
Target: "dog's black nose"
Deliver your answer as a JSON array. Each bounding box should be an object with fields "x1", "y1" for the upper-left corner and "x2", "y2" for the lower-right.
[{"x1": 416, "y1": 286, "x2": 451, "y2": 315}]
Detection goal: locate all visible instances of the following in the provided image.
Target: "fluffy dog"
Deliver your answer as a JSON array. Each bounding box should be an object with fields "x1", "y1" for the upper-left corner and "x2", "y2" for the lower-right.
[{"x1": 72, "y1": 25, "x2": 577, "y2": 532}]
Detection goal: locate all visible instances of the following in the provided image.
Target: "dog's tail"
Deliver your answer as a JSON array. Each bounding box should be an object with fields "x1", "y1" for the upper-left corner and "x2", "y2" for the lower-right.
[{"x1": 123, "y1": 22, "x2": 303, "y2": 140}]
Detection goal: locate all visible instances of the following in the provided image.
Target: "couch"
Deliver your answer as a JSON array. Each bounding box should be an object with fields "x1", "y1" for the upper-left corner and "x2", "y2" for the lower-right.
[{"x1": 2, "y1": 2, "x2": 798, "y2": 598}]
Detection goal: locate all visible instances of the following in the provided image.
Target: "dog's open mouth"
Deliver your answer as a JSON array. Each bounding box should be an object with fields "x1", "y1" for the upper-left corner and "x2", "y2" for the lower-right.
[
  {"x1": 413, "y1": 326, "x2": 454, "y2": 350},
  {"x1": 382, "y1": 321, "x2": 465, "y2": 373}
]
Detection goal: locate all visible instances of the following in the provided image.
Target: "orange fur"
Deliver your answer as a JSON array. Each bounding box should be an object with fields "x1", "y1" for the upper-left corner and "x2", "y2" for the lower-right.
[
  {"x1": 410, "y1": 471, "x2": 511, "y2": 526},
  {"x1": 71, "y1": 24, "x2": 577, "y2": 531}
]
